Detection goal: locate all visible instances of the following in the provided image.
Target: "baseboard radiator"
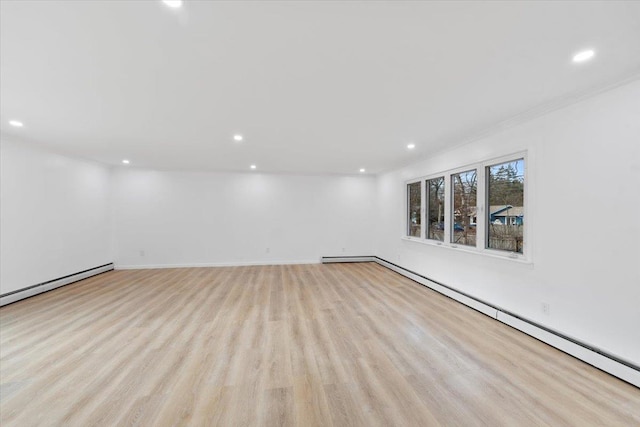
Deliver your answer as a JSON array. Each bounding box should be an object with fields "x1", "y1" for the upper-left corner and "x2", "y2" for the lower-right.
[
  {"x1": 0, "y1": 263, "x2": 114, "y2": 307},
  {"x1": 321, "y1": 256, "x2": 640, "y2": 388}
]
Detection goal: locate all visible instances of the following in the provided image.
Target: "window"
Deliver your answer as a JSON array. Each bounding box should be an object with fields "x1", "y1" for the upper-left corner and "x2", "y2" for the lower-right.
[
  {"x1": 427, "y1": 177, "x2": 444, "y2": 241},
  {"x1": 451, "y1": 169, "x2": 477, "y2": 246},
  {"x1": 407, "y1": 181, "x2": 421, "y2": 237},
  {"x1": 404, "y1": 152, "x2": 527, "y2": 260},
  {"x1": 487, "y1": 158, "x2": 525, "y2": 253}
]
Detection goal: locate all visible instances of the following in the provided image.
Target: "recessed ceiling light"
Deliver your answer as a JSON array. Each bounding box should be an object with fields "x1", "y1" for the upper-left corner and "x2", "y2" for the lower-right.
[
  {"x1": 122, "y1": 159, "x2": 130, "y2": 164},
  {"x1": 250, "y1": 164, "x2": 257, "y2": 169},
  {"x1": 162, "y1": 0, "x2": 183, "y2": 8},
  {"x1": 233, "y1": 134, "x2": 244, "y2": 142},
  {"x1": 9, "y1": 120, "x2": 24, "y2": 127},
  {"x1": 359, "y1": 168, "x2": 366, "y2": 173},
  {"x1": 572, "y1": 49, "x2": 595, "y2": 63},
  {"x1": 407, "y1": 143, "x2": 416, "y2": 149}
]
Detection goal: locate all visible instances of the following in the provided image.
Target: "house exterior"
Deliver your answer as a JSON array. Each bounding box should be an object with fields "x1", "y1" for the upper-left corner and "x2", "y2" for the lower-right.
[
  {"x1": 489, "y1": 205, "x2": 524, "y2": 225},
  {"x1": 466, "y1": 205, "x2": 524, "y2": 226}
]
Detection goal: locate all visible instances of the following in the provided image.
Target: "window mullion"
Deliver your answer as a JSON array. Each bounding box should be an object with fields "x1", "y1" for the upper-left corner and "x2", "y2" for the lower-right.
[
  {"x1": 443, "y1": 173, "x2": 451, "y2": 244},
  {"x1": 421, "y1": 180, "x2": 427, "y2": 240},
  {"x1": 476, "y1": 165, "x2": 486, "y2": 250}
]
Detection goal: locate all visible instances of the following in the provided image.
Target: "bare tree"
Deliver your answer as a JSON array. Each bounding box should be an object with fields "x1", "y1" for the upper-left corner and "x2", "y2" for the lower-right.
[
  {"x1": 452, "y1": 170, "x2": 477, "y2": 245},
  {"x1": 427, "y1": 177, "x2": 444, "y2": 240}
]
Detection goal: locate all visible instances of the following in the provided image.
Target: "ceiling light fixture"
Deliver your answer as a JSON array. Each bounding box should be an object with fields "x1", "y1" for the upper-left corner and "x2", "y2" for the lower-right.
[
  {"x1": 407, "y1": 143, "x2": 416, "y2": 149},
  {"x1": 162, "y1": 0, "x2": 183, "y2": 9},
  {"x1": 9, "y1": 120, "x2": 24, "y2": 127},
  {"x1": 359, "y1": 168, "x2": 366, "y2": 173},
  {"x1": 250, "y1": 164, "x2": 257, "y2": 169},
  {"x1": 233, "y1": 134, "x2": 244, "y2": 142},
  {"x1": 572, "y1": 49, "x2": 595, "y2": 63},
  {"x1": 122, "y1": 159, "x2": 130, "y2": 164}
]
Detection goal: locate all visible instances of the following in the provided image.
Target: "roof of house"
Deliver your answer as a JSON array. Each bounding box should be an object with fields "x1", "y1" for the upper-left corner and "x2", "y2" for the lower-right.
[
  {"x1": 490, "y1": 205, "x2": 524, "y2": 217},
  {"x1": 464, "y1": 205, "x2": 524, "y2": 217}
]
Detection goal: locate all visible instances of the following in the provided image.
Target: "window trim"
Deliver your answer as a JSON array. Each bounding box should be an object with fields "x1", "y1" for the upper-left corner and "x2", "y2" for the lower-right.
[{"x1": 402, "y1": 151, "x2": 530, "y2": 263}]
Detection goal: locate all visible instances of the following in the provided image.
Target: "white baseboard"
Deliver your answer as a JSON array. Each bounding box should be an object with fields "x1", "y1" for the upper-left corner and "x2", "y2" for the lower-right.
[
  {"x1": 327, "y1": 256, "x2": 639, "y2": 388},
  {"x1": 321, "y1": 256, "x2": 376, "y2": 263},
  {"x1": 116, "y1": 259, "x2": 322, "y2": 270},
  {"x1": 0, "y1": 263, "x2": 114, "y2": 307}
]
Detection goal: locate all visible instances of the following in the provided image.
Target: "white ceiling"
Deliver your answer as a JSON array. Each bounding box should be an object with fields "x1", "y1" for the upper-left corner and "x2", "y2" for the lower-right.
[{"x1": 1, "y1": 1, "x2": 639, "y2": 174}]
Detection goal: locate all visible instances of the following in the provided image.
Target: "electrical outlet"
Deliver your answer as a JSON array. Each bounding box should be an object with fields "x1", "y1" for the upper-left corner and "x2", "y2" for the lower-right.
[
  {"x1": 342, "y1": 247, "x2": 346, "y2": 253},
  {"x1": 266, "y1": 248, "x2": 270, "y2": 253},
  {"x1": 139, "y1": 250, "x2": 145, "y2": 257},
  {"x1": 542, "y1": 302, "x2": 550, "y2": 315}
]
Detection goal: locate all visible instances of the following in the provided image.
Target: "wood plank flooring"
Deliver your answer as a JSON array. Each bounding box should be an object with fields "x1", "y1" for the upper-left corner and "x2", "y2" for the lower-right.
[{"x1": 1, "y1": 262, "x2": 638, "y2": 426}]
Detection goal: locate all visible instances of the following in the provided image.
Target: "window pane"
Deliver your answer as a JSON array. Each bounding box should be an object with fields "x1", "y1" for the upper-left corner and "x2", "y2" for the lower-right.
[
  {"x1": 427, "y1": 177, "x2": 445, "y2": 241},
  {"x1": 487, "y1": 159, "x2": 525, "y2": 253},
  {"x1": 451, "y1": 170, "x2": 477, "y2": 246},
  {"x1": 407, "y1": 182, "x2": 421, "y2": 237}
]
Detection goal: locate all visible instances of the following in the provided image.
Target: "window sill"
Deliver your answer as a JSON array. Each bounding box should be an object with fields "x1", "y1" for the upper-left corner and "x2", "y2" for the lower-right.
[{"x1": 401, "y1": 236, "x2": 533, "y2": 265}]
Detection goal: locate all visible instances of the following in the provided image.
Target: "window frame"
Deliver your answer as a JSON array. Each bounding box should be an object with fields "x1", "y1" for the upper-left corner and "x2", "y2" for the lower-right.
[
  {"x1": 449, "y1": 168, "x2": 478, "y2": 248},
  {"x1": 425, "y1": 175, "x2": 446, "y2": 243},
  {"x1": 402, "y1": 151, "x2": 529, "y2": 263},
  {"x1": 405, "y1": 179, "x2": 424, "y2": 239},
  {"x1": 483, "y1": 153, "x2": 528, "y2": 258}
]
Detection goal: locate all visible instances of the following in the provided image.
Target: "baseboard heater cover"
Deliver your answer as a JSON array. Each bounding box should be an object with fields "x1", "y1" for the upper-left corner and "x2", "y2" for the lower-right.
[
  {"x1": 321, "y1": 255, "x2": 639, "y2": 388},
  {"x1": 0, "y1": 263, "x2": 115, "y2": 307},
  {"x1": 320, "y1": 256, "x2": 376, "y2": 264}
]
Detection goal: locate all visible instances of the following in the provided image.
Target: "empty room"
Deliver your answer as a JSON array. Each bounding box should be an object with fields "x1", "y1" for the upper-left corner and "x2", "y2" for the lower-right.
[{"x1": 1, "y1": 0, "x2": 639, "y2": 425}]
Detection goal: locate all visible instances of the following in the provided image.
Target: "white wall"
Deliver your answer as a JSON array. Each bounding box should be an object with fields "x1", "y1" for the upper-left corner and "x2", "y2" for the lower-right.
[
  {"x1": 112, "y1": 169, "x2": 375, "y2": 268},
  {"x1": 374, "y1": 79, "x2": 640, "y2": 365},
  {"x1": 0, "y1": 137, "x2": 112, "y2": 295}
]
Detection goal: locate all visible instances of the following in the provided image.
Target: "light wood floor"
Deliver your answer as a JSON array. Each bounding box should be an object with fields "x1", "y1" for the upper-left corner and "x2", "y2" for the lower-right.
[{"x1": 1, "y1": 263, "x2": 638, "y2": 426}]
